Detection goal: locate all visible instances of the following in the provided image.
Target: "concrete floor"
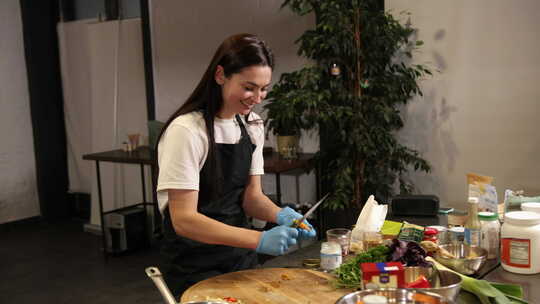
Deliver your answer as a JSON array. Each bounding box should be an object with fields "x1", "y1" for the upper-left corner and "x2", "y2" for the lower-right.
[
  {"x1": 1, "y1": 219, "x2": 170, "y2": 304},
  {"x1": 0, "y1": 218, "x2": 283, "y2": 304}
]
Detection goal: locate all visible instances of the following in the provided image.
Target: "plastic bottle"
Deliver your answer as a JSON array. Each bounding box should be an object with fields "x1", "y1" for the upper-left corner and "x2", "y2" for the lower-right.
[
  {"x1": 501, "y1": 211, "x2": 540, "y2": 274},
  {"x1": 320, "y1": 241, "x2": 342, "y2": 271},
  {"x1": 464, "y1": 197, "x2": 481, "y2": 247},
  {"x1": 478, "y1": 211, "x2": 500, "y2": 259}
]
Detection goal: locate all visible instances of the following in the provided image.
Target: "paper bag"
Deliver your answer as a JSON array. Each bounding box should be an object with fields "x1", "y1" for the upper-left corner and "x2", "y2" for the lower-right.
[{"x1": 351, "y1": 195, "x2": 388, "y2": 242}]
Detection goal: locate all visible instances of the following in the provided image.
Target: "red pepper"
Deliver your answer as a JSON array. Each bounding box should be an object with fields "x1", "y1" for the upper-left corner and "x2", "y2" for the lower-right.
[
  {"x1": 223, "y1": 297, "x2": 238, "y2": 302},
  {"x1": 404, "y1": 275, "x2": 431, "y2": 288}
]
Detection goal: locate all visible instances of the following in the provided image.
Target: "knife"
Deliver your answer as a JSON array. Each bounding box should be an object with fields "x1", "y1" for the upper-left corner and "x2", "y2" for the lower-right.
[{"x1": 291, "y1": 193, "x2": 330, "y2": 230}]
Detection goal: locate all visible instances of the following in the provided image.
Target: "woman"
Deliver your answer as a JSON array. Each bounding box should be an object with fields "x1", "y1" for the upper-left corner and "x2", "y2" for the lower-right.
[{"x1": 155, "y1": 33, "x2": 316, "y2": 297}]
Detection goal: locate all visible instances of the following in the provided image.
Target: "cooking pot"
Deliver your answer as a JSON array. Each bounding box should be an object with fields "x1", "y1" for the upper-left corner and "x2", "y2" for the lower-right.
[{"x1": 145, "y1": 267, "x2": 224, "y2": 304}]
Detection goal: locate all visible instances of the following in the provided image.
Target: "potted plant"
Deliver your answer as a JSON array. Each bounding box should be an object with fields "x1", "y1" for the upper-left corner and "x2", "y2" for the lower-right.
[
  {"x1": 264, "y1": 72, "x2": 309, "y2": 158},
  {"x1": 269, "y1": 0, "x2": 433, "y2": 213}
]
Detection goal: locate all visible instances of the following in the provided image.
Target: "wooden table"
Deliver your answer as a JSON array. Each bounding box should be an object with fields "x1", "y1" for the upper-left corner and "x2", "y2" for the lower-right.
[
  {"x1": 263, "y1": 152, "x2": 317, "y2": 206},
  {"x1": 83, "y1": 146, "x2": 158, "y2": 260},
  {"x1": 181, "y1": 268, "x2": 354, "y2": 304}
]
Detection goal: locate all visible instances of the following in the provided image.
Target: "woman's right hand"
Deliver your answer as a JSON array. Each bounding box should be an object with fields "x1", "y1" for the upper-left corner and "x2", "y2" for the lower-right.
[{"x1": 255, "y1": 226, "x2": 298, "y2": 256}]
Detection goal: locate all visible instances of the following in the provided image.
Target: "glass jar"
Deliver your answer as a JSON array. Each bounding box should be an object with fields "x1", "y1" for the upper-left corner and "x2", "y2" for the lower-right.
[
  {"x1": 478, "y1": 211, "x2": 500, "y2": 259},
  {"x1": 320, "y1": 241, "x2": 342, "y2": 271}
]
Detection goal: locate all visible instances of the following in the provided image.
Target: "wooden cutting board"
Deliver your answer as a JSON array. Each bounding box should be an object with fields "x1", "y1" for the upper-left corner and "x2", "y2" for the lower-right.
[{"x1": 180, "y1": 267, "x2": 355, "y2": 304}]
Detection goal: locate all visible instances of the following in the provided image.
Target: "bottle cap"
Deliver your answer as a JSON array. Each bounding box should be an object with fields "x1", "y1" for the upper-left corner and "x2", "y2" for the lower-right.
[
  {"x1": 478, "y1": 211, "x2": 498, "y2": 221},
  {"x1": 504, "y1": 211, "x2": 540, "y2": 226}
]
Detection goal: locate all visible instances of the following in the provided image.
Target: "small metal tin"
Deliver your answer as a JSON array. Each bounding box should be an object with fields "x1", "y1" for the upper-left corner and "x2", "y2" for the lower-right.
[{"x1": 302, "y1": 258, "x2": 320, "y2": 269}]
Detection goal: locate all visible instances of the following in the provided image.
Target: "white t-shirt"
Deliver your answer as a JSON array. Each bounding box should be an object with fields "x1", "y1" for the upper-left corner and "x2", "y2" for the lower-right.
[{"x1": 157, "y1": 111, "x2": 265, "y2": 213}]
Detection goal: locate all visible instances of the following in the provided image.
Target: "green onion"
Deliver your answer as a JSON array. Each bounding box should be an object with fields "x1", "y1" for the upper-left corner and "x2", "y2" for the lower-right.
[{"x1": 427, "y1": 257, "x2": 527, "y2": 304}]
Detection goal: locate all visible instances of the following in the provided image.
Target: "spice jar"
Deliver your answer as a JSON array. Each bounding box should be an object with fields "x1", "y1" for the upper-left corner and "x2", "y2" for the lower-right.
[
  {"x1": 478, "y1": 211, "x2": 500, "y2": 259},
  {"x1": 320, "y1": 241, "x2": 342, "y2": 271}
]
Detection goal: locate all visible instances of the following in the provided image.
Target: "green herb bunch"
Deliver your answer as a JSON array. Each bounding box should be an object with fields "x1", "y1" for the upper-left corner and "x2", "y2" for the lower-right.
[{"x1": 333, "y1": 245, "x2": 390, "y2": 289}]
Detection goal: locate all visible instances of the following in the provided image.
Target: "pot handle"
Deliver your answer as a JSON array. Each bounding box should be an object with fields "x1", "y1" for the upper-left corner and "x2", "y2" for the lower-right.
[{"x1": 145, "y1": 267, "x2": 178, "y2": 304}]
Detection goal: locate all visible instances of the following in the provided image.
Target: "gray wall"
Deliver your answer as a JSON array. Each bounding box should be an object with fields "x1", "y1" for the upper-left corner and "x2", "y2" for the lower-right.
[
  {"x1": 58, "y1": 19, "x2": 150, "y2": 228},
  {"x1": 388, "y1": 0, "x2": 540, "y2": 209},
  {"x1": 0, "y1": 0, "x2": 40, "y2": 223}
]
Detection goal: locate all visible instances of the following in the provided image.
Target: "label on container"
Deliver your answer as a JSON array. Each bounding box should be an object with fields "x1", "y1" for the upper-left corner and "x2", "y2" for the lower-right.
[
  {"x1": 449, "y1": 227, "x2": 465, "y2": 243},
  {"x1": 501, "y1": 238, "x2": 530, "y2": 268},
  {"x1": 464, "y1": 228, "x2": 481, "y2": 246},
  {"x1": 320, "y1": 253, "x2": 342, "y2": 270}
]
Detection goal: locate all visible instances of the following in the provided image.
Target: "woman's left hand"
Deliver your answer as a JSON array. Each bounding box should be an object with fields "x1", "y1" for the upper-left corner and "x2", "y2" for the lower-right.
[{"x1": 276, "y1": 207, "x2": 317, "y2": 240}]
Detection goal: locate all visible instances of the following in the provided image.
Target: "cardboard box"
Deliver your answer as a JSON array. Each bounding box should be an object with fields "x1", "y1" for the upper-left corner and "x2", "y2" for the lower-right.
[{"x1": 360, "y1": 262, "x2": 405, "y2": 289}]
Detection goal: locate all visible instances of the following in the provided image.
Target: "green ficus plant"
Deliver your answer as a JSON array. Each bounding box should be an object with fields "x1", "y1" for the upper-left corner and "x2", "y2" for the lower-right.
[{"x1": 266, "y1": 0, "x2": 433, "y2": 210}]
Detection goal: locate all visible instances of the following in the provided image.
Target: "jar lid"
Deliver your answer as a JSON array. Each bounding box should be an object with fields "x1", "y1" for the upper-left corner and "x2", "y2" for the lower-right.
[
  {"x1": 504, "y1": 211, "x2": 540, "y2": 226},
  {"x1": 478, "y1": 211, "x2": 498, "y2": 221},
  {"x1": 302, "y1": 258, "x2": 320, "y2": 268},
  {"x1": 427, "y1": 225, "x2": 447, "y2": 232},
  {"x1": 521, "y1": 202, "x2": 540, "y2": 213}
]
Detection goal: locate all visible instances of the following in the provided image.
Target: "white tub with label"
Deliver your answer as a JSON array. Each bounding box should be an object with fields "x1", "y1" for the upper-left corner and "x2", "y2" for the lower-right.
[{"x1": 501, "y1": 211, "x2": 540, "y2": 274}]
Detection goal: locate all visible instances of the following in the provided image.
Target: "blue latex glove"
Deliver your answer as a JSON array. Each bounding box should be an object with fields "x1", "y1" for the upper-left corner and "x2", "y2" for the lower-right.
[
  {"x1": 255, "y1": 225, "x2": 299, "y2": 256},
  {"x1": 276, "y1": 207, "x2": 317, "y2": 240}
]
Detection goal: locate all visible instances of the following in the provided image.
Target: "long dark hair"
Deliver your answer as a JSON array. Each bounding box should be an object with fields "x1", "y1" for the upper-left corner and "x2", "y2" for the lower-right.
[{"x1": 155, "y1": 33, "x2": 274, "y2": 198}]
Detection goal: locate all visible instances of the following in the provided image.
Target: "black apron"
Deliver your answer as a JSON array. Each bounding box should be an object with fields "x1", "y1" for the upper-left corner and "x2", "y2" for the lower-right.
[{"x1": 161, "y1": 115, "x2": 258, "y2": 297}]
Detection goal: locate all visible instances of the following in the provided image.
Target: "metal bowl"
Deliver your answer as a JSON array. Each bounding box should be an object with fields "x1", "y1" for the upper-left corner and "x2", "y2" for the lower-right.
[
  {"x1": 182, "y1": 302, "x2": 228, "y2": 304},
  {"x1": 404, "y1": 266, "x2": 462, "y2": 303},
  {"x1": 335, "y1": 288, "x2": 444, "y2": 304},
  {"x1": 434, "y1": 243, "x2": 487, "y2": 275}
]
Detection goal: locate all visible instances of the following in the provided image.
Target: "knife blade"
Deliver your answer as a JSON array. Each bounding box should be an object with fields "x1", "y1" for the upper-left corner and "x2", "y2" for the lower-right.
[{"x1": 292, "y1": 193, "x2": 330, "y2": 230}]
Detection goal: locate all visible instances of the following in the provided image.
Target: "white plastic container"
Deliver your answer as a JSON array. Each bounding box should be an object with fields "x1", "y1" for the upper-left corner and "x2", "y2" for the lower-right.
[
  {"x1": 478, "y1": 211, "x2": 500, "y2": 259},
  {"x1": 501, "y1": 211, "x2": 540, "y2": 274},
  {"x1": 320, "y1": 241, "x2": 342, "y2": 271}
]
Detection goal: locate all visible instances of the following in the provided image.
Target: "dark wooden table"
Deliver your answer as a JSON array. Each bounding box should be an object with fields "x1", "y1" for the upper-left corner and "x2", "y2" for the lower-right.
[
  {"x1": 83, "y1": 146, "x2": 158, "y2": 260},
  {"x1": 263, "y1": 152, "x2": 317, "y2": 206}
]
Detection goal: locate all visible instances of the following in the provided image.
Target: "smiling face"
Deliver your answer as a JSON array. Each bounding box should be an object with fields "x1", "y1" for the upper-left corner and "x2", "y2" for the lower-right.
[{"x1": 215, "y1": 65, "x2": 272, "y2": 119}]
